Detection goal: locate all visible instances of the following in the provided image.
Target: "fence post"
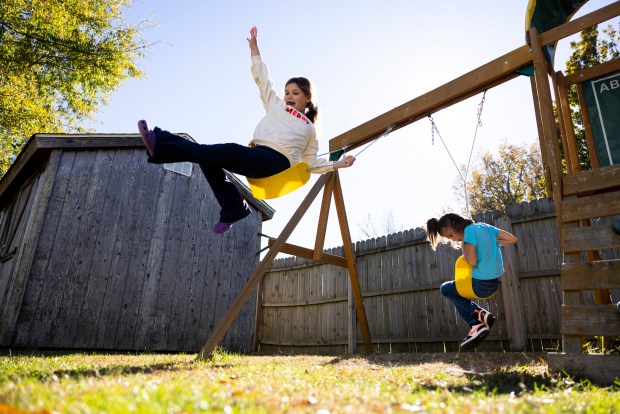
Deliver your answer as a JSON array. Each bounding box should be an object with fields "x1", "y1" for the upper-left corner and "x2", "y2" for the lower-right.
[{"x1": 494, "y1": 215, "x2": 527, "y2": 351}]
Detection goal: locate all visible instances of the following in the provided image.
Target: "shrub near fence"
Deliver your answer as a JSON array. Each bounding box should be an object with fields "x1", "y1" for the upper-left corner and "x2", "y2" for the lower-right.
[{"x1": 256, "y1": 198, "x2": 571, "y2": 355}]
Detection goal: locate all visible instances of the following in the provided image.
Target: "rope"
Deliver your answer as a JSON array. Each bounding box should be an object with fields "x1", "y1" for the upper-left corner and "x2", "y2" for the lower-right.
[
  {"x1": 428, "y1": 116, "x2": 466, "y2": 183},
  {"x1": 428, "y1": 90, "x2": 487, "y2": 218},
  {"x1": 350, "y1": 124, "x2": 396, "y2": 157}
]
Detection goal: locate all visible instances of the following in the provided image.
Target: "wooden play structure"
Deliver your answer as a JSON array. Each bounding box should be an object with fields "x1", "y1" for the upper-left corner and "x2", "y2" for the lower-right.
[{"x1": 197, "y1": 2, "x2": 620, "y2": 383}]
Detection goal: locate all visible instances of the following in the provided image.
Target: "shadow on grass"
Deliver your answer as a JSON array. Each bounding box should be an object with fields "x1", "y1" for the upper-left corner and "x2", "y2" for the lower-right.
[
  {"x1": 323, "y1": 351, "x2": 558, "y2": 394},
  {"x1": 48, "y1": 362, "x2": 184, "y2": 380},
  {"x1": 443, "y1": 370, "x2": 555, "y2": 394},
  {"x1": 325, "y1": 351, "x2": 545, "y2": 368},
  {"x1": 0, "y1": 349, "x2": 202, "y2": 382}
]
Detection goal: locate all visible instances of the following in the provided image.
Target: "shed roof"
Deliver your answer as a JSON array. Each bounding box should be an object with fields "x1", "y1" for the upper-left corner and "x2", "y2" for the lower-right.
[{"x1": 0, "y1": 133, "x2": 275, "y2": 220}]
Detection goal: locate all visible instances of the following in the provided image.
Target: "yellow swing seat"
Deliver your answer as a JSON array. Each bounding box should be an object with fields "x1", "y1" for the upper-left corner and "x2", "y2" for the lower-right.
[
  {"x1": 247, "y1": 162, "x2": 311, "y2": 200},
  {"x1": 454, "y1": 256, "x2": 494, "y2": 300}
]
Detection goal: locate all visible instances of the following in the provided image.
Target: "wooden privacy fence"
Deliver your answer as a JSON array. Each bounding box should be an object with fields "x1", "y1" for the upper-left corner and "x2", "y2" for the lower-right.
[{"x1": 255, "y1": 198, "x2": 611, "y2": 354}]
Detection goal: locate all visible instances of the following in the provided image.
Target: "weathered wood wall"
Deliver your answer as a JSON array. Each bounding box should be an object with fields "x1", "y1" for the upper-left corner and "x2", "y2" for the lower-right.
[
  {"x1": 256, "y1": 198, "x2": 618, "y2": 354},
  {"x1": 0, "y1": 145, "x2": 262, "y2": 352}
]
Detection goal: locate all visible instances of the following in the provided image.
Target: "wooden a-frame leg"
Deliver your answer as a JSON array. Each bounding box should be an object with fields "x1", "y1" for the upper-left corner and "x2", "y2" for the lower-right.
[
  {"x1": 332, "y1": 171, "x2": 372, "y2": 352},
  {"x1": 313, "y1": 173, "x2": 335, "y2": 260},
  {"x1": 197, "y1": 173, "x2": 332, "y2": 359}
]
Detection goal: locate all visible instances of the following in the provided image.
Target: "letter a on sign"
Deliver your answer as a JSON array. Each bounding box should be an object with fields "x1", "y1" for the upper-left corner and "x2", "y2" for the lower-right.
[{"x1": 584, "y1": 72, "x2": 620, "y2": 166}]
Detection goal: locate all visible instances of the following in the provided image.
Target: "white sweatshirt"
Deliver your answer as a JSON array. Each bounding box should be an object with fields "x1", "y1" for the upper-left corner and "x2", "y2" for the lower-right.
[{"x1": 248, "y1": 55, "x2": 333, "y2": 174}]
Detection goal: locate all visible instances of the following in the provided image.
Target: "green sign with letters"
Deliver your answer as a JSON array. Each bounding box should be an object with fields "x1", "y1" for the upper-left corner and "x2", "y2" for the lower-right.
[{"x1": 583, "y1": 71, "x2": 620, "y2": 167}]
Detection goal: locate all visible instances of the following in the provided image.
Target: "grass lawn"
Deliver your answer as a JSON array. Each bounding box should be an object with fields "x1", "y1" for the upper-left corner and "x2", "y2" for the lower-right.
[{"x1": 1, "y1": 349, "x2": 618, "y2": 413}]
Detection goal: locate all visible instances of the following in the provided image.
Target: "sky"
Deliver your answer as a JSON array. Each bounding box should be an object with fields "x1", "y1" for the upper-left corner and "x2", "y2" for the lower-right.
[{"x1": 86, "y1": 0, "x2": 617, "y2": 251}]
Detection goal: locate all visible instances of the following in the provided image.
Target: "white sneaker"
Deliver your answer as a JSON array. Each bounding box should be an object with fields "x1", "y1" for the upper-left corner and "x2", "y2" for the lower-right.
[{"x1": 460, "y1": 323, "x2": 489, "y2": 350}]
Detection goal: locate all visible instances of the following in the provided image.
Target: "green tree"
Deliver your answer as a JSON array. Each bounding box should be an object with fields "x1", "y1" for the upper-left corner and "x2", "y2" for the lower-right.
[
  {"x1": 455, "y1": 141, "x2": 547, "y2": 215},
  {"x1": 563, "y1": 23, "x2": 619, "y2": 170},
  {"x1": 0, "y1": 0, "x2": 152, "y2": 177}
]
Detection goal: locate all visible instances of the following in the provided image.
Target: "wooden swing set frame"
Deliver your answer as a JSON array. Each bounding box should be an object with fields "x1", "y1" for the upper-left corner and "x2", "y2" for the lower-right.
[{"x1": 198, "y1": 1, "x2": 620, "y2": 384}]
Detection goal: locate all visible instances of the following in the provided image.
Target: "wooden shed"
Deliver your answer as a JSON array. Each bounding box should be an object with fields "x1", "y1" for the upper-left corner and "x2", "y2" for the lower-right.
[{"x1": 0, "y1": 133, "x2": 274, "y2": 353}]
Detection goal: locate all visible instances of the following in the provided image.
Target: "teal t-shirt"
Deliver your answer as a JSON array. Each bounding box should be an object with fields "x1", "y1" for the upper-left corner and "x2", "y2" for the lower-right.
[{"x1": 463, "y1": 223, "x2": 504, "y2": 280}]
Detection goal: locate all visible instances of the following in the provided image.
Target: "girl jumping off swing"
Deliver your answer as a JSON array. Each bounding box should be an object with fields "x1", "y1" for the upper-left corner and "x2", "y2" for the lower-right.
[
  {"x1": 426, "y1": 213, "x2": 517, "y2": 350},
  {"x1": 138, "y1": 26, "x2": 356, "y2": 234}
]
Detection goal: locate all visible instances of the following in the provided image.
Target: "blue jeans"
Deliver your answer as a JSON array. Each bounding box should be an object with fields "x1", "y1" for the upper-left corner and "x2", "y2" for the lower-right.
[
  {"x1": 440, "y1": 278, "x2": 500, "y2": 326},
  {"x1": 148, "y1": 128, "x2": 290, "y2": 222}
]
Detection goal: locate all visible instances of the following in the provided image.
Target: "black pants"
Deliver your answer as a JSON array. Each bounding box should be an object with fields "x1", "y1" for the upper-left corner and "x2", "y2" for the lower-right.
[{"x1": 148, "y1": 128, "x2": 290, "y2": 222}]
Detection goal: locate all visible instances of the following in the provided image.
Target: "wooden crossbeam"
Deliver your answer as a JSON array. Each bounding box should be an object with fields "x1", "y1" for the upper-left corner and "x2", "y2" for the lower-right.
[
  {"x1": 327, "y1": 2, "x2": 620, "y2": 156},
  {"x1": 562, "y1": 165, "x2": 620, "y2": 196},
  {"x1": 328, "y1": 45, "x2": 531, "y2": 154},
  {"x1": 538, "y1": 1, "x2": 620, "y2": 48},
  {"x1": 266, "y1": 239, "x2": 348, "y2": 268},
  {"x1": 564, "y1": 58, "x2": 620, "y2": 86},
  {"x1": 563, "y1": 221, "x2": 620, "y2": 253},
  {"x1": 562, "y1": 304, "x2": 620, "y2": 336},
  {"x1": 562, "y1": 191, "x2": 620, "y2": 223},
  {"x1": 561, "y1": 260, "x2": 620, "y2": 291}
]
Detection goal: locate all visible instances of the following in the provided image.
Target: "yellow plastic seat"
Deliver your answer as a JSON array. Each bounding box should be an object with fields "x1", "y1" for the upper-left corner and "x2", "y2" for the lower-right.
[
  {"x1": 454, "y1": 256, "x2": 494, "y2": 300},
  {"x1": 247, "y1": 162, "x2": 310, "y2": 200}
]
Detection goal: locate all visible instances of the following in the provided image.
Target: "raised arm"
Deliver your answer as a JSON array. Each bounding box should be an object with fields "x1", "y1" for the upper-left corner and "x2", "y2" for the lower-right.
[{"x1": 247, "y1": 26, "x2": 260, "y2": 56}]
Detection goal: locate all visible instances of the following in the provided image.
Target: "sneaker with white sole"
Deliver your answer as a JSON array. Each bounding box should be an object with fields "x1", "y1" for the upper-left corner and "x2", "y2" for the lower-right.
[
  {"x1": 474, "y1": 308, "x2": 495, "y2": 329},
  {"x1": 460, "y1": 323, "x2": 489, "y2": 350}
]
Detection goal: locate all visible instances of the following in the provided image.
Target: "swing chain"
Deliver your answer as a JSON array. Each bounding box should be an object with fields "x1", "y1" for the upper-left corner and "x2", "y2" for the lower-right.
[
  {"x1": 476, "y1": 90, "x2": 487, "y2": 127},
  {"x1": 428, "y1": 114, "x2": 436, "y2": 145},
  {"x1": 427, "y1": 90, "x2": 488, "y2": 219}
]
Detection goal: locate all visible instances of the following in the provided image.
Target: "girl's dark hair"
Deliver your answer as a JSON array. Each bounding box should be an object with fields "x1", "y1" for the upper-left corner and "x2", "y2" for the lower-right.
[
  {"x1": 286, "y1": 77, "x2": 318, "y2": 123},
  {"x1": 426, "y1": 213, "x2": 474, "y2": 250}
]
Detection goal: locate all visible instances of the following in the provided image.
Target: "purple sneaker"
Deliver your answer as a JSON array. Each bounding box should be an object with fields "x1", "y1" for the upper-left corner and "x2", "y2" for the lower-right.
[
  {"x1": 213, "y1": 204, "x2": 252, "y2": 235},
  {"x1": 212, "y1": 222, "x2": 234, "y2": 235},
  {"x1": 137, "y1": 120, "x2": 156, "y2": 156}
]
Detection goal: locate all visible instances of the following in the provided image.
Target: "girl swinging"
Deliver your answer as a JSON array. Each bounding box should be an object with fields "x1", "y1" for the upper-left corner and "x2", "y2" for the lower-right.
[
  {"x1": 138, "y1": 27, "x2": 355, "y2": 234},
  {"x1": 426, "y1": 213, "x2": 517, "y2": 350}
]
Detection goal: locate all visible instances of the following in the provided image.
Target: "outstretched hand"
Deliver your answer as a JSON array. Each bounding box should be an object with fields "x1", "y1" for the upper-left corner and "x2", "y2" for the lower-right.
[
  {"x1": 247, "y1": 26, "x2": 259, "y2": 56},
  {"x1": 335, "y1": 155, "x2": 356, "y2": 169}
]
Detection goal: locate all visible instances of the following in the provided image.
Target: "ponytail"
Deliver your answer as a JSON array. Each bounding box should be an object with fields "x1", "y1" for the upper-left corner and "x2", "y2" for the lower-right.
[
  {"x1": 426, "y1": 218, "x2": 441, "y2": 250},
  {"x1": 425, "y1": 213, "x2": 474, "y2": 250},
  {"x1": 305, "y1": 101, "x2": 318, "y2": 124}
]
